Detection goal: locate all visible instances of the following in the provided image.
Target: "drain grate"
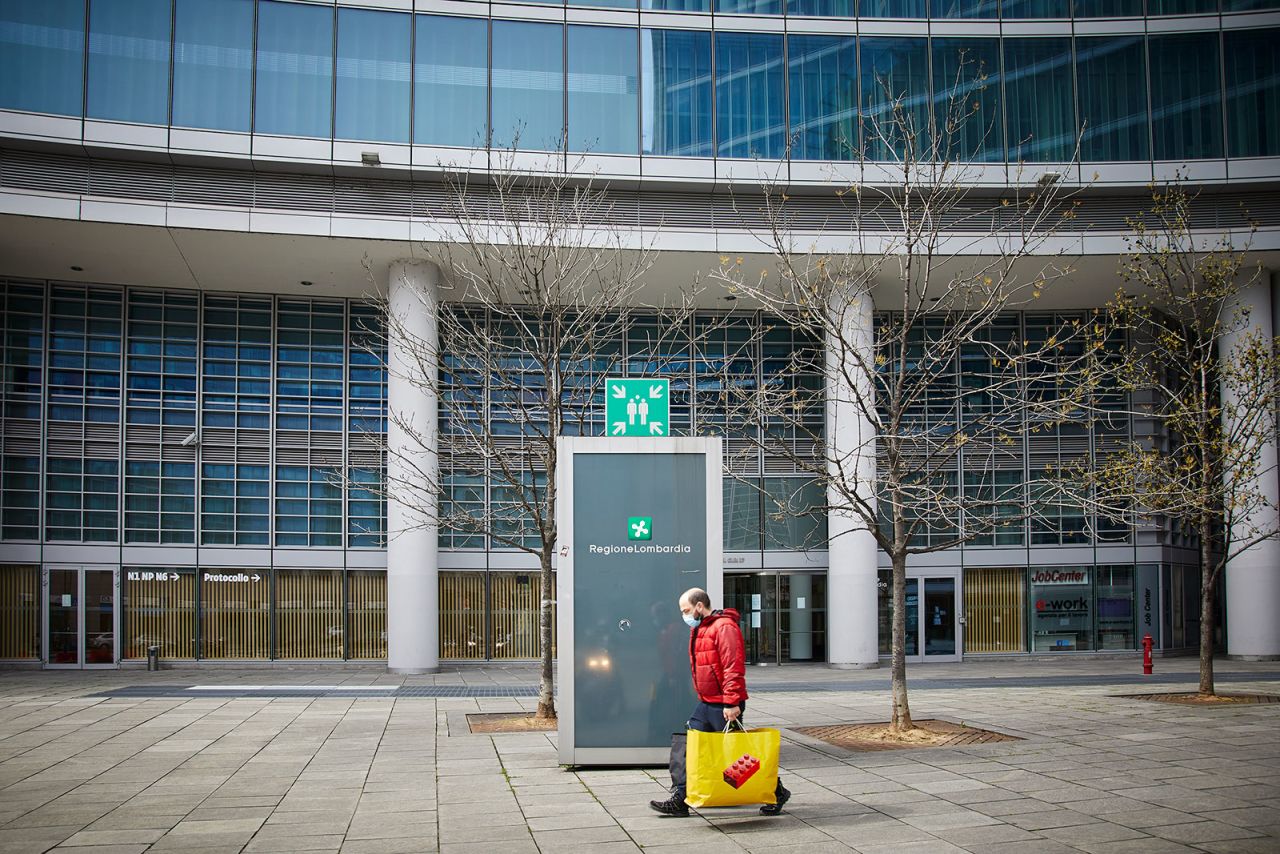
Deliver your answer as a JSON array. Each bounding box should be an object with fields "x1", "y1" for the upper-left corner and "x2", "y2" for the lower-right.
[{"x1": 794, "y1": 719, "x2": 1021, "y2": 752}]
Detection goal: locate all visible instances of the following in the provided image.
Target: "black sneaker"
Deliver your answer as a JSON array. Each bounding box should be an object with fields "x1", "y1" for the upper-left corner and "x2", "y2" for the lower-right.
[
  {"x1": 649, "y1": 795, "x2": 690, "y2": 817},
  {"x1": 760, "y1": 785, "x2": 791, "y2": 816}
]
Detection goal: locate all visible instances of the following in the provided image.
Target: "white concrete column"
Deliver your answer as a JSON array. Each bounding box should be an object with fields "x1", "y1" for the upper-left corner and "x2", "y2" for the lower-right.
[
  {"x1": 386, "y1": 259, "x2": 441, "y2": 673},
  {"x1": 1221, "y1": 273, "x2": 1280, "y2": 659},
  {"x1": 825, "y1": 291, "x2": 880, "y2": 668}
]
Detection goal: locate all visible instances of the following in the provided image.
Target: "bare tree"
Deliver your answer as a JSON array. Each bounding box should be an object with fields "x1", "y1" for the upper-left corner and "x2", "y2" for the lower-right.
[
  {"x1": 713, "y1": 59, "x2": 1096, "y2": 732},
  {"x1": 377, "y1": 150, "x2": 698, "y2": 719},
  {"x1": 1063, "y1": 183, "x2": 1280, "y2": 697}
]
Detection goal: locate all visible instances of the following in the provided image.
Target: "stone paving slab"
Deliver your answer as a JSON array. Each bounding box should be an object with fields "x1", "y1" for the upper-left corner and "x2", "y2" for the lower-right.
[{"x1": 1, "y1": 659, "x2": 1279, "y2": 853}]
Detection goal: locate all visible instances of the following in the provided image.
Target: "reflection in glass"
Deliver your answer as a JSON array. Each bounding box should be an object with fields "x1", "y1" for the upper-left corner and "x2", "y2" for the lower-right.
[
  {"x1": 48, "y1": 569, "x2": 78, "y2": 664},
  {"x1": 83, "y1": 569, "x2": 115, "y2": 664},
  {"x1": 787, "y1": 35, "x2": 857, "y2": 161},
  {"x1": 255, "y1": 0, "x2": 333, "y2": 138},
  {"x1": 923, "y1": 577, "x2": 955, "y2": 656},
  {"x1": 1150, "y1": 32, "x2": 1223, "y2": 160},
  {"x1": 858, "y1": 0, "x2": 927, "y2": 14},
  {"x1": 859, "y1": 37, "x2": 930, "y2": 161},
  {"x1": 200, "y1": 570, "x2": 269, "y2": 658},
  {"x1": 1075, "y1": 36, "x2": 1149, "y2": 162},
  {"x1": 568, "y1": 25, "x2": 639, "y2": 155},
  {"x1": 716, "y1": 0, "x2": 783, "y2": 12},
  {"x1": 642, "y1": 29, "x2": 713, "y2": 157},
  {"x1": 0, "y1": 0, "x2": 85, "y2": 116},
  {"x1": 963, "y1": 568, "x2": 1026, "y2": 653},
  {"x1": 173, "y1": 0, "x2": 253, "y2": 131},
  {"x1": 87, "y1": 0, "x2": 170, "y2": 124},
  {"x1": 724, "y1": 479, "x2": 763, "y2": 550},
  {"x1": 763, "y1": 477, "x2": 827, "y2": 550},
  {"x1": 1225, "y1": 28, "x2": 1280, "y2": 158},
  {"x1": 931, "y1": 37, "x2": 1002, "y2": 162},
  {"x1": 492, "y1": 20, "x2": 563, "y2": 151},
  {"x1": 415, "y1": 15, "x2": 487, "y2": 148},
  {"x1": 275, "y1": 570, "x2": 343, "y2": 659},
  {"x1": 1001, "y1": 0, "x2": 1070, "y2": 15},
  {"x1": 1072, "y1": 0, "x2": 1142, "y2": 13},
  {"x1": 716, "y1": 32, "x2": 785, "y2": 159},
  {"x1": 642, "y1": 0, "x2": 711, "y2": 8},
  {"x1": 932, "y1": 0, "x2": 998, "y2": 17},
  {"x1": 1003, "y1": 37, "x2": 1076, "y2": 162},
  {"x1": 1148, "y1": 0, "x2": 1217, "y2": 12},
  {"x1": 348, "y1": 571, "x2": 387, "y2": 659},
  {"x1": 336, "y1": 7, "x2": 410, "y2": 143},
  {"x1": 1096, "y1": 565, "x2": 1135, "y2": 650},
  {"x1": 787, "y1": 0, "x2": 854, "y2": 13},
  {"x1": 124, "y1": 569, "x2": 195, "y2": 658}
]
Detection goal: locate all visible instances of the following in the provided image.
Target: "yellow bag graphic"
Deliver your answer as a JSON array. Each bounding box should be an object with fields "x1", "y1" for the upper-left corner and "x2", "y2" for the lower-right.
[{"x1": 685, "y1": 723, "x2": 780, "y2": 808}]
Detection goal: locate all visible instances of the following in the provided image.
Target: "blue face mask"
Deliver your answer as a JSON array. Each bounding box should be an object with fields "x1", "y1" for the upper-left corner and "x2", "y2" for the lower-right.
[{"x1": 683, "y1": 612, "x2": 700, "y2": 628}]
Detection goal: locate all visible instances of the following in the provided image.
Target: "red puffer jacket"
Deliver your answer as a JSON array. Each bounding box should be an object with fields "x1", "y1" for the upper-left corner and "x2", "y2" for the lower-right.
[{"x1": 689, "y1": 609, "x2": 748, "y2": 706}]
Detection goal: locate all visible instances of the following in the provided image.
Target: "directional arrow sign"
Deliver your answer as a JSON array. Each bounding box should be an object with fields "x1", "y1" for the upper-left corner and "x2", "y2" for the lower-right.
[{"x1": 604, "y1": 378, "x2": 669, "y2": 437}]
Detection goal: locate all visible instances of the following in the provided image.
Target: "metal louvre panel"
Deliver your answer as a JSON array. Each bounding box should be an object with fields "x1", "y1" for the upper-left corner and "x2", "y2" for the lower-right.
[
  {"x1": 126, "y1": 443, "x2": 161, "y2": 460},
  {"x1": 90, "y1": 158, "x2": 172, "y2": 202},
  {"x1": 174, "y1": 164, "x2": 254, "y2": 208},
  {"x1": 84, "y1": 442, "x2": 118, "y2": 459},
  {"x1": 0, "y1": 435, "x2": 39, "y2": 455},
  {"x1": 47, "y1": 422, "x2": 83, "y2": 440},
  {"x1": 0, "y1": 148, "x2": 88, "y2": 195},
  {"x1": 348, "y1": 449, "x2": 383, "y2": 468},
  {"x1": 334, "y1": 177, "x2": 413, "y2": 217},
  {"x1": 46, "y1": 440, "x2": 82, "y2": 456},
  {"x1": 1, "y1": 420, "x2": 41, "y2": 440},
  {"x1": 254, "y1": 171, "x2": 334, "y2": 213},
  {"x1": 2, "y1": 146, "x2": 1279, "y2": 233}
]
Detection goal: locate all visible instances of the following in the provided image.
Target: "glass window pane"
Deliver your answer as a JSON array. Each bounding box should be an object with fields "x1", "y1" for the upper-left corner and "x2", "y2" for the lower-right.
[
  {"x1": 87, "y1": 0, "x2": 171, "y2": 124},
  {"x1": 255, "y1": 0, "x2": 333, "y2": 138},
  {"x1": 858, "y1": 0, "x2": 927, "y2": 14},
  {"x1": 1225, "y1": 28, "x2": 1280, "y2": 158},
  {"x1": 1001, "y1": 0, "x2": 1070, "y2": 15},
  {"x1": 933, "y1": 0, "x2": 998, "y2": 17},
  {"x1": 1003, "y1": 37, "x2": 1076, "y2": 162},
  {"x1": 716, "y1": 0, "x2": 782, "y2": 12},
  {"x1": 0, "y1": 0, "x2": 85, "y2": 116},
  {"x1": 492, "y1": 20, "x2": 563, "y2": 151},
  {"x1": 931, "y1": 37, "x2": 1002, "y2": 162},
  {"x1": 1223, "y1": 0, "x2": 1280, "y2": 9},
  {"x1": 1148, "y1": 0, "x2": 1217, "y2": 13},
  {"x1": 715, "y1": 32, "x2": 785, "y2": 159},
  {"x1": 336, "y1": 7, "x2": 410, "y2": 143},
  {"x1": 641, "y1": 29, "x2": 713, "y2": 157},
  {"x1": 724, "y1": 479, "x2": 762, "y2": 550},
  {"x1": 1072, "y1": 0, "x2": 1142, "y2": 13},
  {"x1": 414, "y1": 15, "x2": 487, "y2": 148},
  {"x1": 172, "y1": 0, "x2": 252, "y2": 131},
  {"x1": 642, "y1": 0, "x2": 711, "y2": 8},
  {"x1": 787, "y1": 0, "x2": 854, "y2": 13},
  {"x1": 1150, "y1": 32, "x2": 1223, "y2": 160},
  {"x1": 859, "y1": 36, "x2": 930, "y2": 161},
  {"x1": 788, "y1": 34, "x2": 856, "y2": 161},
  {"x1": 1075, "y1": 36, "x2": 1148, "y2": 162},
  {"x1": 568, "y1": 25, "x2": 638, "y2": 155}
]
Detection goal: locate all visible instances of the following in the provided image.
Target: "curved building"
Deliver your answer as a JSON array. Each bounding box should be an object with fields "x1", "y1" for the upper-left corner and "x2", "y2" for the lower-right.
[{"x1": 1, "y1": 0, "x2": 1278, "y2": 669}]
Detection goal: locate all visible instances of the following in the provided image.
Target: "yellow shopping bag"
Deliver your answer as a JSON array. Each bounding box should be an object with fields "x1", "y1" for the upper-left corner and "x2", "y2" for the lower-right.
[{"x1": 685, "y1": 722, "x2": 780, "y2": 808}]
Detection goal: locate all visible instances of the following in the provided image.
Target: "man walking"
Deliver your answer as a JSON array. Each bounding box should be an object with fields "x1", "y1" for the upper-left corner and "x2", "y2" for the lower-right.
[{"x1": 649, "y1": 587, "x2": 791, "y2": 817}]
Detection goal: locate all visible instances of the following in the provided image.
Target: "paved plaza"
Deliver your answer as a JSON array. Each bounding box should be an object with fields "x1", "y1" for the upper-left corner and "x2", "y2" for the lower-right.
[{"x1": 1, "y1": 658, "x2": 1278, "y2": 854}]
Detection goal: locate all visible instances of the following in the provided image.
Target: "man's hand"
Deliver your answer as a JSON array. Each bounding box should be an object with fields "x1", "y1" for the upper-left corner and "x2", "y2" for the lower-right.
[{"x1": 722, "y1": 704, "x2": 741, "y2": 723}]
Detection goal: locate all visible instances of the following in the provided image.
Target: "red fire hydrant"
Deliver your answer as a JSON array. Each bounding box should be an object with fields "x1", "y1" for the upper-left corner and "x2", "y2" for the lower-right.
[{"x1": 1142, "y1": 634, "x2": 1153, "y2": 675}]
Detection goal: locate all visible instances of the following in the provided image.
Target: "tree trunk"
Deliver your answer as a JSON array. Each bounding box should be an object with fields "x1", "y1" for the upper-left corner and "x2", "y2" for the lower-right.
[
  {"x1": 537, "y1": 547, "x2": 557, "y2": 719},
  {"x1": 890, "y1": 551, "x2": 914, "y2": 732},
  {"x1": 1198, "y1": 526, "x2": 1216, "y2": 698}
]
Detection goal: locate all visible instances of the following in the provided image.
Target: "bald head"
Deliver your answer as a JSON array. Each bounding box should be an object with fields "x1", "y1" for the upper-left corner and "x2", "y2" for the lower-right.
[{"x1": 680, "y1": 588, "x2": 711, "y2": 610}]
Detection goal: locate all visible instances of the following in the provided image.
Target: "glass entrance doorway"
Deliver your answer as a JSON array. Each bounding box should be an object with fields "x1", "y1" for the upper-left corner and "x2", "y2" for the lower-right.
[
  {"x1": 724, "y1": 572, "x2": 826, "y2": 665},
  {"x1": 44, "y1": 567, "x2": 118, "y2": 668},
  {"x1": 877, "y1": 572, "x2": 961, "y2": 662}
]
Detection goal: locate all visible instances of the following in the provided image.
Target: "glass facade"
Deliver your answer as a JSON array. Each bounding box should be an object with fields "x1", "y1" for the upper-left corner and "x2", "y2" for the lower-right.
[
  {"x1": 173, "y1": 0, "x2": 253, "y2": 132},
  {"x1": 2, "y1": 4, "x2": 1277, "y2": 165},
  {"x1": 255, "y1": 0, "x2": 333, "y2": 139},
  {"x1": 87, "y1": 0, "x2": 171, "y2": 125}
]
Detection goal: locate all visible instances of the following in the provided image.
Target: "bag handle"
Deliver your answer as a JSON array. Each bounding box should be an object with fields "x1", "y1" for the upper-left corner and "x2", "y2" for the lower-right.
[{"x1": 722, "y1": 717, "x2": 747, "y2": 734}]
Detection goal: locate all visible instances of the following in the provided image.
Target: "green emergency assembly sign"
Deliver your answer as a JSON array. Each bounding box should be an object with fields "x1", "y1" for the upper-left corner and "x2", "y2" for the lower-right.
[{"x1": 606, "y1": 378, "x2": 669, "y2": 437}]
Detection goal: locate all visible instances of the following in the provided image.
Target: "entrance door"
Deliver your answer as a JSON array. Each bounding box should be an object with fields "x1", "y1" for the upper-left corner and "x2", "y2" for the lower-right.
[
  {"x1": 44, "y1": 567, "x2": 118, "y2": 668},
  {"x1": 724, "y1": 572, "x2": 827, "y2": 665},
  {"x1": 877, "y1": 572, "x2": 961, "y2": 662}
]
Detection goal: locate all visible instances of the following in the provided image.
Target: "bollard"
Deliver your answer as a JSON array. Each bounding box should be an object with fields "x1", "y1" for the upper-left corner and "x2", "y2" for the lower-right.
[
  {"x1": 146, "y1": 645, "x2": 160, "y2": 672},
  {"x1": 1141, "y1": 633, "x2": 1153, "y2": 675}
]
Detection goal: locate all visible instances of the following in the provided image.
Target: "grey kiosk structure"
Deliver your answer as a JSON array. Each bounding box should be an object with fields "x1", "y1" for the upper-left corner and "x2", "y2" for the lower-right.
[{"x1": 556, "y1": 437, "x2": 724, "y2": 766}]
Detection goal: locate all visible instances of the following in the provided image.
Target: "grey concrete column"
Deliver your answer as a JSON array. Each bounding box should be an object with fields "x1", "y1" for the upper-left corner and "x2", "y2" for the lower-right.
[
  {"x1": 1221, "y1": 273, "x2": 1280, "y2": 659},
  {"x1": 386, "y1": 259, "x2": 441, "y2": 673},
  {"x1": 825, "y1": 292, "x2": 880, "y2": 668}
]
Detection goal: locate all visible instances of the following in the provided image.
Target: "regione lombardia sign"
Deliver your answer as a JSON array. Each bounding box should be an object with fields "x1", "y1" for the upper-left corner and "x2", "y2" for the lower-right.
[{"x1": 605, "y1": 378, "x2": 669, "y2": 436}]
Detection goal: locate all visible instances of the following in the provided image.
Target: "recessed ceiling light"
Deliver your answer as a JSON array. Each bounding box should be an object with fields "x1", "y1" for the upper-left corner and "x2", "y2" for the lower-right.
[
  {"x1": 70, "y1": 266, "x2": 83, "y2": 272},
  {"x1": 724, "y1": 295, "x2": 738, "y2": 301},
  {"x1": 300, "y1": 280, "x2": 313, "y2": 287}
]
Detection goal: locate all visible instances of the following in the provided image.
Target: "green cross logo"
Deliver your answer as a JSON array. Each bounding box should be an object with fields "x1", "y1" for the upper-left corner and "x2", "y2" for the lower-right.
[{"x1": 628, "y1": 517, "x2": 652, "y2": 540}]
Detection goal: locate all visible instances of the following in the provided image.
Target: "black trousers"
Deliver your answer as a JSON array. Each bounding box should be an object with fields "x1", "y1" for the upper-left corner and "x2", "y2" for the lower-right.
[{"x1": 668, "y1": 701, "x2": 785, "y2": 798}]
